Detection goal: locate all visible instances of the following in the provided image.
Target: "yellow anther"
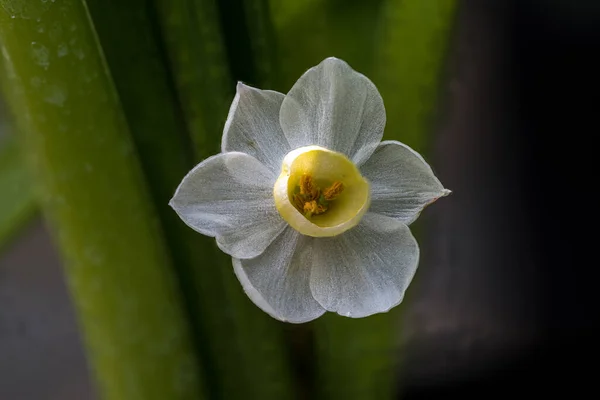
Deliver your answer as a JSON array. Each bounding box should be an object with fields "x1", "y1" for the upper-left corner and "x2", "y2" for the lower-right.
[
  {"x1": 291, "y1": 193, "x2": 304, "y2": 211},
  {"x1": 299, "y1": 175, "x2": 318, "y2": 199},
  {"x1": 323, "y1": 181, "x2": 344, "y2": 201},
  {"x1": 295, "y1": 175, "x2": 344, "y2": 217},
  {"x1": 303, "y1": 200, "x2": 318, "y2": 216}
]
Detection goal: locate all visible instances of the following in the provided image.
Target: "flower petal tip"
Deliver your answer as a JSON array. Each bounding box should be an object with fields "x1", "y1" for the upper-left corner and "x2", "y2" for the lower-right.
[
  {"x1": 321, "y1": 57, "x2": 353, "y2": 70},
  {"x1": 426, "y1": 188, "x2": 452, "y2": 207},
  {"x1": 236, "y1": 81, "x2": 250, "y2": 93},
  {"x1": 324, "y1": 56, "x2": 343, "y2": 63}
]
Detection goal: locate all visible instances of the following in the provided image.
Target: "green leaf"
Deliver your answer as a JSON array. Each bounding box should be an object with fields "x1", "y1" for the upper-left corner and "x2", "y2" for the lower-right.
[
  {"x1": 153, "y1": 0, "x2": 232, "y2": 160},
  {"x1": 314, "y1": 313, "x2": 397, "y2": 400},
  {"x1": 0, "y1": 1, "x2": 207, "y2": 399},
  {"x1": 269, "y1": 0, "x2": 386, "y2": 91},
  {"x1": 83, "y1": 0, "x2": 221, "y2": 396},
  {"x1": 149, "y1": 0, "x2": 296, "y2": 398},
  {"x1": 217, "y1": 0, "x2": 280, "y2": 87},
  {"x1": 373, "y1": 0, "x2": 459, "y2": 152},
  {"x1": 0, "y1": 135, "x2": 37, "y2": 253}
]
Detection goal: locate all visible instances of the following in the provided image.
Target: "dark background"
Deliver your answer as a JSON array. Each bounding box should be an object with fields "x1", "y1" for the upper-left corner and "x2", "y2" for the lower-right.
[
  {"x1": 1, "y1": 0, "x2": 599, "y2": 398},
  {"x1": 406, "y1": 0, "x2": 600, "y2": 397}
]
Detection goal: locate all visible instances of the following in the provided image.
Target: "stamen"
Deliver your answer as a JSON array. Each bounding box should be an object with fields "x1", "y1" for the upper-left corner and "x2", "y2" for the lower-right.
[
  {"x1": 303, "y1": 200, "x2": 318, "y2": 217},
  {"x1": 292, "y1": 193, "x2": 305, "y2": 211},
  {"x1": 295, "y1": 175, "x2": 344, "y2": 218},
  {"x1": 299, "y1": 175, "x2": 318, "y2": 199},
  {"x1": 323, "y1": 181, "x2": 344, "y2": 200}
]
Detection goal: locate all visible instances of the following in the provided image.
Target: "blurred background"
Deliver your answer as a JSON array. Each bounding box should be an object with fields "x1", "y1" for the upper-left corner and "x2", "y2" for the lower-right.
[{"x1": 1, "y1": 0, "x2": 599, "y2": 399}]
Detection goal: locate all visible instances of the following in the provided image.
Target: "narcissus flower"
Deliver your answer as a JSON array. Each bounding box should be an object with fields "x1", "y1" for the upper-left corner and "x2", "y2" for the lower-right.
[{"x1": 170, "y1": 57, "x2": 450, "y2": 323}]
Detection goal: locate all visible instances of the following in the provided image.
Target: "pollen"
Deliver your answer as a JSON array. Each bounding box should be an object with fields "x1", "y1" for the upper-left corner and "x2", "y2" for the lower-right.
[
  {"x1": 293, "y1": 174, "x2": 344, "y2": 218},
  {"x1": 299, "y1": 175, "x2": 318, "y2": 198},
  {"x1": 323, "y1": 181, "x2": 344, "y2": 201}
]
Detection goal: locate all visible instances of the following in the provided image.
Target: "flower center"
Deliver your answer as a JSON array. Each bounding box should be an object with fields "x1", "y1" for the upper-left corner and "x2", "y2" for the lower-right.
[
  {"x1": 292, "y1": 175, "x2": 345, "y2": 218},
  {"x1": 273, "y1": 146, "x2": 370, "y2": 237}
]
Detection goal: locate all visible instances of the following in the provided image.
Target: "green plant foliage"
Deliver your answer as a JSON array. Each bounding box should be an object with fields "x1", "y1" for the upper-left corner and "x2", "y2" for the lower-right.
[
  {"x1": 0, "y1": 0, "x2": 458, "y2": 399},
  {"x1": 85, "y1": 0, "x2": 295, "y2": 398},
  {"x1": 0, "y1": 135, "x2": 37, "y2": 252},
  {"x1": 0, "y1": 1, "x2": 207, "y2": 398}
]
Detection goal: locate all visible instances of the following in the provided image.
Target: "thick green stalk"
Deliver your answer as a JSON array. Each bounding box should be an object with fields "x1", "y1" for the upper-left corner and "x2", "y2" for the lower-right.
[
  {"x1": 314, "y1": 313, "x2": 397, "y2": 400},
  {"x1": 370, "y1": 4, "x2": 458, "y2": 398},
  {"x1": 269, "y1": 0, "x2": 385, "y2": 92},
  {"x1": 0, "y1": 1, "x2": 206, "y2": 399},
  {"x1": 374, "y1": 0, "x2": 459, "y2": 152},
  {"x1": 0, "y1": 135, "x2": 37, "y2": 252},
  {"x1": 269, "y1": 1, "x2": 458, "y2": 399},
  {"x1": 216, "y1": 0, "x2": 279, "y2": 87},
  {"x1": 238, "y1": 0, "x2": 279, "y2": 87},
  {"x1": 151, "y1": 1, "x2": 295, "y2": 399},
  {"x1": 152, "y1": 0, "x2": 231, "y2": 159},
  {"x1": 82, "y1": 0, "x2": 220, "y2": 396}
]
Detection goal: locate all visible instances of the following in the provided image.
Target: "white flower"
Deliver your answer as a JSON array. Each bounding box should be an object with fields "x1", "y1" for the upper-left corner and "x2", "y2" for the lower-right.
[{"x1": 170, "y1": 57, "x2": 450, "y2": 323}]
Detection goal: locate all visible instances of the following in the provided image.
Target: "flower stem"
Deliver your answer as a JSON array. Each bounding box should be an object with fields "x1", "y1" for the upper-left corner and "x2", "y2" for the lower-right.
[
  {"x1": 216, "y1": 0, "x2": 279, "y2": 87},
  {"x1": 0, "y1": 135, "x2": 37, "y2": 252},
  {"x1": 152, "y1": 0, "x2": 296, "y2": 398},
  {"x1": 83, "y1": 0, "x2": 223, "y2": 397},
  {"x1": 0, "y1": 0, "x2": 207, "y2": 399},
  {"x1": 315, "y1": 313, "x2": 397, "y2": 399},
  {"x1": 269, "y1": 0, "x2": 459, "y2": 398},
  {"x1": 374, "y1": 0, "x2": 460, "y2": 152}
]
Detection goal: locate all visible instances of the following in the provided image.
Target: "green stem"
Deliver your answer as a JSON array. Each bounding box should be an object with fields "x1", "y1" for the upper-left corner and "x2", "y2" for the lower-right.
[
  {"x1": 316, "y1": 1, "x2": 459, "y2": 398},
  {"x1": 269, "y1": 0, "x2": 458, "y2": 398},
  {"x1": 216, "y1": 0, "x2": 279, "y2": 87},
  {"x1": 315, "y1": 313, "x2": 397, "y2": 400},
  {"x1": 151, "y1": 1, "x2": 295, "y2": 398},
  {"x1": 82, "y1": 0, "x2": 218, "y2": 396},
  {"x1": 0, "y1": 1, "x2": 207, "y2": 399},
  {"x1": 374, "y1": 0, "x2": 459, "y2": 152},
  {"x1": 0, "y1": 134, "x2": 37, "y2": 252},
  {"x1": 239, "y1": 0, "x2": 279, "y2": 87},
  {"x1": 152, "y1": 0, "x2": 231, "y2": 159}
]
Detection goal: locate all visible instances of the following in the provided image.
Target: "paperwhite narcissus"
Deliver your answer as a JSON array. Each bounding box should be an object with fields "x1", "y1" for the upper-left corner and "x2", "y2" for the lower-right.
[{"x1": 170, "y1": 57, "x2": 450, "y2": 323}]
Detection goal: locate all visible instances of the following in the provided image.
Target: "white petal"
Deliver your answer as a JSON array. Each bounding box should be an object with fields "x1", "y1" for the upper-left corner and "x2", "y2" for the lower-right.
[
  {"x1": 310, "y1": 213, "x2": 419, "y2": 318},
  {"x1": 280, "y1": 57, "x2": 385, "y2": 166},
  {"x1": 360, "y1": 141, "x2": 450, "y2": 225},
  {"x1": 233, "y1": 226, "x2": 325, "y2": 323},
  {"x1": 170, "y1": 152, "x2": 285, "y2": 259},
  {"x1": 231, "y1": 259, "x2": 280, "y2": 320},
  {"x1": 222, "y1": 83, "x2": 290, "y2": 173}
]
